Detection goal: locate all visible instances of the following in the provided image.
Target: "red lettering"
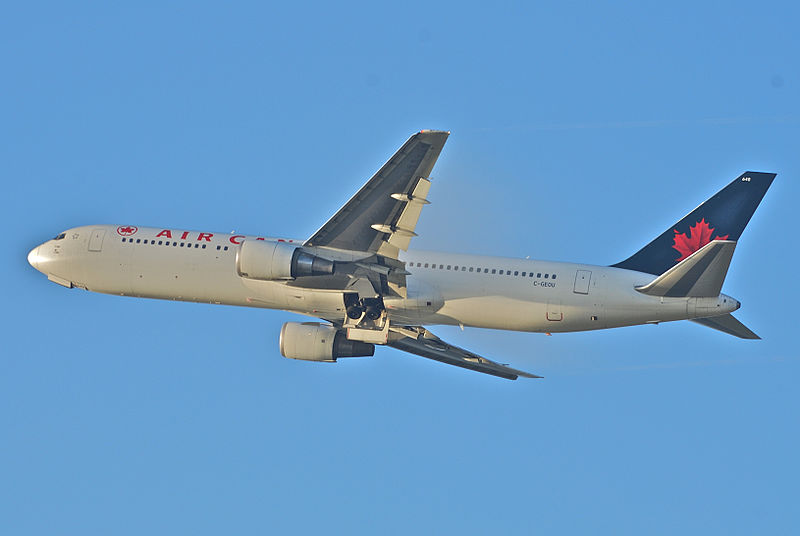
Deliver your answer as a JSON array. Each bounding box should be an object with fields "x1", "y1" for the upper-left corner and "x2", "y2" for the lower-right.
[
  {"x1": 198, "y1": 233, "x2": 213, "y2": 241},
  {"x1": 256, "y1": 237, "x2": 266, "y2": 241},
  {"x1": 230, "y1": 235, "x2": 245, "y2": 245},
  {"x1": 180, "y1": 231, "x2": 189, "y2": 240},
  {"x1": 156, "y1": 230, "x2": 172, "y2": 238}
]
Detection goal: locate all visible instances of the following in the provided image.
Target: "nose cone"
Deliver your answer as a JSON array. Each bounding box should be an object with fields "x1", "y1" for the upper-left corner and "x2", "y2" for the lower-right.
[{"x1": 27, "y1": 246, "x2": 41, "y2": 271}]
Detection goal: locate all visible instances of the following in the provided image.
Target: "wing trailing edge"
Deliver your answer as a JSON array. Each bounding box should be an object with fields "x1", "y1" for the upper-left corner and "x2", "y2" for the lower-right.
[
  {"x1": 388, "y1": 327, "x2": 541, "y2": 380},
  {"x1": 305, "y1": 130, "x2": 449, "y2": 257}
]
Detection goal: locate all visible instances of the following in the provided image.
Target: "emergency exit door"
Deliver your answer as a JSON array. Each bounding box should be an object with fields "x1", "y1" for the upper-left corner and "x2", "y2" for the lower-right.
[
  {"x1": 88, "y1": 228, "x2": 106, "y2": 252},
  {"x1": 573, "y1": 270, "x2": 592, "y2": 294}
]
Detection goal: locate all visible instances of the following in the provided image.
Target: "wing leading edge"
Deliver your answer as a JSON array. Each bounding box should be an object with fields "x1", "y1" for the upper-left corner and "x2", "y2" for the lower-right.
[
  {"x1": 388, "y1": 328, "x2": 541, "y2": 380},
  {"x1": 305, "y1": 130, "x2": 449, "y2": 258}
]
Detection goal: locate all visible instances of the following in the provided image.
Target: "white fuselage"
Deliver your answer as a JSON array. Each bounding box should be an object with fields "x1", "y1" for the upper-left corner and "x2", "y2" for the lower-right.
[{"x1": 28, "y1": 225, "x2": 740, "y2": 333}]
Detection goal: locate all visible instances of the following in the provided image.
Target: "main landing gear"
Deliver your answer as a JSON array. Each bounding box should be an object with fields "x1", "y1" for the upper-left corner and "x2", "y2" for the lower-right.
[
  {"x1": 344, "y1": 293, "x2": 384, "y2": 322},
  {"x1": 343, "y1": 293, "x2": 389, "y2": 344}
]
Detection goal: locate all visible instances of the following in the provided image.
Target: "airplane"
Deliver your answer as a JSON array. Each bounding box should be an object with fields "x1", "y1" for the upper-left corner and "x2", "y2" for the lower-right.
[{"x1": 27, "y1": 130, "x2": 775, "y2": 380}]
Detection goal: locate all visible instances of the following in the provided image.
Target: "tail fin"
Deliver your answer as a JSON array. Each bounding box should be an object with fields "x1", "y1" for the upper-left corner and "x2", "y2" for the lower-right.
[{"x1": 612, "y1": 172, "x2": 775, "y2": 275}]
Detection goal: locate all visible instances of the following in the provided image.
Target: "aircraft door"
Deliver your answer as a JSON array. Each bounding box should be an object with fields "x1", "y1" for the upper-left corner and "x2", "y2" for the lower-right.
[
  {"x1": 88, "y1": 228, "x2": 106, "y2": 252},
  {"x1": 573, "y1": 270, "x2": 591, "y2": 294}
]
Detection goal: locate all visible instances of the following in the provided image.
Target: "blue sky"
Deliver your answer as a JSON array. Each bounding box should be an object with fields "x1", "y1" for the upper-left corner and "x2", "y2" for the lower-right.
[{"x1": 2, "y1": 2, "x2": 799, "y2": 534}]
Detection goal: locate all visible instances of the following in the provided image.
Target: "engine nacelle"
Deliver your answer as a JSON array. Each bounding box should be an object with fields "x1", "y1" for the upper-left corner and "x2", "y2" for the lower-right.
[
  {"x1": 279, "y1": 322, "x2": 375, "y2": 362},
  {"x1": 236, "y1": 240, "x2": 334, "y2": 280}
]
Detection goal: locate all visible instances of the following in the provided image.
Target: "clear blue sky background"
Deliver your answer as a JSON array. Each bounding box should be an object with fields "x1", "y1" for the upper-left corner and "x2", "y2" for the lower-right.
[{"x1": 2, "y1": 2, "x2": 798, "y2": 534}]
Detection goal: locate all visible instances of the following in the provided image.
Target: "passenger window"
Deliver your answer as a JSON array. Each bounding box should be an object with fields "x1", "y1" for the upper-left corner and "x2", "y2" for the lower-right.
[
  {"x1": 173, "y1": 242, "x2": 177, "y2": 246},
  {"x1": 424, "y1": 263, "x2": 429, "y2": 268},
  {"x1": 514, "y1": 271, "x2": 519, "y2": 276},
  {"x1": 469, "y1": 267, "x2": 473, "y2": 272},
  {"x1": 439, "y1": 265, "x2": 444, "y2": 269},
  {"x1": 224, "y1": 246, "x2": 229, "y2": 251},
  {"x1": 447, "y1": 265, "x2": 451, "y2": 270},
  {"x1": 216, "y1": 245, "x2": 221, "y2": 250},
  {"x1": 544, "y1": 274, "x2": 549, "y2": 279},
  {"x1": 461, "y1": 266, "x2": 466, "y2": 271},
  {"x1": 122, "y1": 237, "x2": 126, "y2": 242},
  {"x1": 521, "y1": 272, "x2": 526, "y2": 276},
  {"x1": 552, "y1": 274, "x2": 557, "y2": 280},
  {"x1": 158, "y1": 241, "x2": 163, "y2": 245},
  {"x1": 491, "y1": 269, "x2": 496, "y2": 274},
  {"x1": 537, "y1": 273, "x2": 541, "y2": 278},
  {"x1": 202, "y1": 244, "x2": 207, "y2": 249}
]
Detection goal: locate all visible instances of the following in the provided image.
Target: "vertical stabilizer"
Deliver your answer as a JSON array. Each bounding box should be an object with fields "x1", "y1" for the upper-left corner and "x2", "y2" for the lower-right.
[{"x1": 613, "y1": 172, "x2": 775, "y2": 275}]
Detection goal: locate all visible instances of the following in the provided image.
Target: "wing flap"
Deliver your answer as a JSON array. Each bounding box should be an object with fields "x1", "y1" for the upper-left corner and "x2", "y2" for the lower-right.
[
  {"x1": 385, "y1": 178, "x2": 431, "y2": 251},
  {"x1": 388, "y1": 329, "x2": 541, "y2": 380}
]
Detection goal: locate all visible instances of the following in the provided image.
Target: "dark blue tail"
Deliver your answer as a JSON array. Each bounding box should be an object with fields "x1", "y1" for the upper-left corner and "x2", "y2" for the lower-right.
[{"x1": 612, "y1": 172, "x2": 775, "y2": 276}]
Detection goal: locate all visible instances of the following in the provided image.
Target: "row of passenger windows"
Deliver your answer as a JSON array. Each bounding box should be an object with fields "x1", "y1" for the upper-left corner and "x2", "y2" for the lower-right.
[
  {"x1": 122, "y1": 237, "x2": 230, "y2": 251},
  {"x1": 412, "y1": 262, "x2": 556, "y2": 279}
]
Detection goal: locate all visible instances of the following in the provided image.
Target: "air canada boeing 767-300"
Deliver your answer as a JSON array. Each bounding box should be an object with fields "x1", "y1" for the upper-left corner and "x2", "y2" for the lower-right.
[{"x1": 27, "y1": 131, "x2": 775, "y2": 379}]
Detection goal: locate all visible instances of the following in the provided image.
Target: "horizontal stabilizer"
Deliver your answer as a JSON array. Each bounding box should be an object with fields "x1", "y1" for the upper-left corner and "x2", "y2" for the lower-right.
[
  {"x1": 636, "y1": 240, "x2": 736, "y2": 297},
  {"x1": 691, "y1": 314, "x2": 760, "y2": 339}
]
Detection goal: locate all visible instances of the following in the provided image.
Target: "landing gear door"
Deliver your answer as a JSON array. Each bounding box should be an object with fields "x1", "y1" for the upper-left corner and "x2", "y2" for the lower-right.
[
  {"x1": 88, "y1": 228, "x2": 106, "y2": 252},
  {"x1": 573, "y1": 270, "x2": 591, "y2": 294}
]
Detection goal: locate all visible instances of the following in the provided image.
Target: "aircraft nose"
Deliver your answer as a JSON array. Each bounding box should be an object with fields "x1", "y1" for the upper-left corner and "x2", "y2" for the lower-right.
[{"x1": 27, "y1": 246, "x2": 40, "y2": 270}]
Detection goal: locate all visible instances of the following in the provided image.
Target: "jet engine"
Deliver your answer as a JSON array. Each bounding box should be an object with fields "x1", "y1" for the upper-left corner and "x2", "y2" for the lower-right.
[
  {"x1": 236, "y1": 240, "x2": 334, "y2": 280},
  {"x1": 279, "y1": 322, "x2": 375, "y2": 362}
]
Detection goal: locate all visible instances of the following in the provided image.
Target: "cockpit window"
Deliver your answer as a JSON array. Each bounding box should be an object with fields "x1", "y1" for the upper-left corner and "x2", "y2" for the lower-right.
[{"x1": 53, "y1": 233, "x2": 66, "y2": 240}]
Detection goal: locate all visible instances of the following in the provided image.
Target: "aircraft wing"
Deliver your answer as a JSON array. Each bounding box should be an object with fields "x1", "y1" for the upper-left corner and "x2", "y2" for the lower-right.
[
  {"x1": 305, "y1": 130, "x2": 449, "y2": 258},
  {"x1": 388, "y1": 328, "x2": 541, "y2": 380}
]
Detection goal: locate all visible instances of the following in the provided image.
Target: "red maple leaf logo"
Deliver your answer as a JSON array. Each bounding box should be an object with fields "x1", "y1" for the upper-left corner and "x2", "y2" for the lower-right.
[
  {"x1": 672, "y1": 218, "x2": 728, "y2": 262},
  {"x1": 117, "y1": 225, "x2": 138, "y2": 236}
]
